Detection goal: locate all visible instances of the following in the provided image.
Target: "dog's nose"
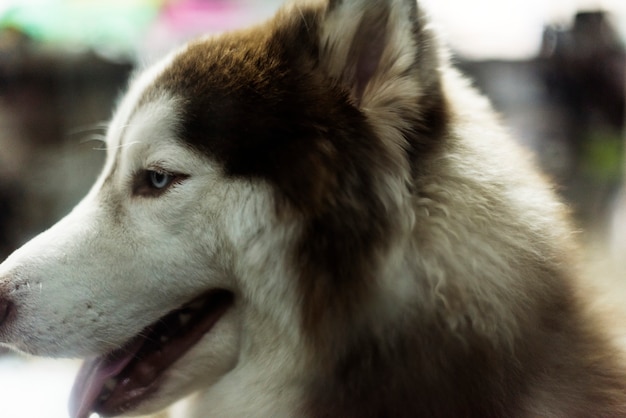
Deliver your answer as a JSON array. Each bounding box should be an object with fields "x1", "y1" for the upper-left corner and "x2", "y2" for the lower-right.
[{"x1": 0, "y1": 297, "x2": 13, "y2": 327}]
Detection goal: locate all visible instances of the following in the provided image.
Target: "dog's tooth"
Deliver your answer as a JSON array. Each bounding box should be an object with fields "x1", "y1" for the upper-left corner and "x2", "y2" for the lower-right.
[{"x1": 136, "y1": 362, "x2": 158, "y2": 384}]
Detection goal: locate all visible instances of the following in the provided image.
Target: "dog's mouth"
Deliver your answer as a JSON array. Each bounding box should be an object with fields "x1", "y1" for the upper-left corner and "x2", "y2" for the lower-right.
[{"x1": 69, "y1": 289, "x2": 234, "y2": 418}]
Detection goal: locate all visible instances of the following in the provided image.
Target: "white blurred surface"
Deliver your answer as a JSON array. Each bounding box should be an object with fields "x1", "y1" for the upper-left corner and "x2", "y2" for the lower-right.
[
  {"x1": 0, "y1": 355, "x2": 80, "y2": 418},
  {"x1": 423, "y1": 0, "x2": 626, "y2": 59}
]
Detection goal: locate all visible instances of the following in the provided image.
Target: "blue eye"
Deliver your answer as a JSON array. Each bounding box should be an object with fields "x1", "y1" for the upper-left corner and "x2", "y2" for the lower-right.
[
  {"x1": 133, "y1": 168, "x2": 187, "y2": 197},
  {"x1": 149, "y1": 170, "x2": 172, "y2": 190}
]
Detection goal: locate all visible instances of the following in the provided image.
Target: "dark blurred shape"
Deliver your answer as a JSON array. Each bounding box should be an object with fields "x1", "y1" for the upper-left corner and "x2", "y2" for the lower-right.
[
  {"x1": 541, "y1": 11, "x2": 625, "y2": 224},
  {"x1": 541, "y1": 12, "x2": 625, "y2": 164},
  {"x1": 459, "y1": 11, "x2": 625, "y2": 229},
  {"x1": 0, "y1": 25, "x2": 133, "y2": 256},
  {"x1": 0, "y1": 180, "x2": 20, "y2": 261}
]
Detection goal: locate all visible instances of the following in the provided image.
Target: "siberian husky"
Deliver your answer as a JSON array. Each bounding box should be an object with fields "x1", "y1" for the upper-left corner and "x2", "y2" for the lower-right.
[{"x1": 1, "y1": 0, "x2": 626, "y2": 417}]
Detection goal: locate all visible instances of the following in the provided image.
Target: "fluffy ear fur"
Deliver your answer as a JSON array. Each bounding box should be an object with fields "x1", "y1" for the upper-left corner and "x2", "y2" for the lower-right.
[
  {"x1": 319, "y1": 0, "x2": 430, "y2": 103},
  {"x1": 318, "y1": 0, "x2": 445, "y2": 153}
]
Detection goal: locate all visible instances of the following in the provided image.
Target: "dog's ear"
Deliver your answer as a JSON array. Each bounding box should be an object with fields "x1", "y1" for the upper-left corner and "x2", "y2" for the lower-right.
[
  {"x1": 319, "y1": 0, "x2": 437, "y2": 105},
  {"x1": 317, "y1": 0, "x2": 445, "y2": 146}
]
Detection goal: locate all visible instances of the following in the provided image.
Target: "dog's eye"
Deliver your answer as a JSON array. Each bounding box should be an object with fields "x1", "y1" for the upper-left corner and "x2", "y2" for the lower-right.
[
  {"x1": 133, "y1": 169, "x2": 186, "y2": 197},
  {"x1": 149, "y1": 170, "x2": 172, "y2": 190}
]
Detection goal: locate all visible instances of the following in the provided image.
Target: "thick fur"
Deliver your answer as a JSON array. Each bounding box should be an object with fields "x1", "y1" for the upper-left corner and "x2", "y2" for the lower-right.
[{"x1": 1, "y1": 0, "x2": 626, "y2": 416}]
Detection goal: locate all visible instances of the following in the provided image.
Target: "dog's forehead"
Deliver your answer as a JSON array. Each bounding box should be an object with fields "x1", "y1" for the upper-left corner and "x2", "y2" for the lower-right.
[
  {"x1": 105, "y1": 8, "x2": 371, "y2": 213},
  {"x1": 106, "y1": 50, "x2": 182, "y2": 153},
  {"x1": 135, "y1": 19, "x2": 356, "y2": 182},
  {"x1": 101, "y1": 16, "x2": 316, "y2": 190},
  {"x1": 154, "y1": 33, "x2": 289, "y2": 156}
]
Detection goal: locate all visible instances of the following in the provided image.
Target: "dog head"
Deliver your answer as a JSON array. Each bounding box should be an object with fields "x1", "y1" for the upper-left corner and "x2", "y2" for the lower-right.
[{"x1": 0, "y1": 0, "x2": 447, "y2": 416}]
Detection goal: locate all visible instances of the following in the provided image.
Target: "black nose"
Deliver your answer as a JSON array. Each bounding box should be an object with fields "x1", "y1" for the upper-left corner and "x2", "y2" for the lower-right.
[{"x1": 0, "y1": 297, "x2": 13, "y2": 327}]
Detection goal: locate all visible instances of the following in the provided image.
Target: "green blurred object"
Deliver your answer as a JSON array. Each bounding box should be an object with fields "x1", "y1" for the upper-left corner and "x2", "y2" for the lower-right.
[
  {"x1": 0, "y1": 0, "x2": 163, "y2": 55},
  {"x1": 582, "y1": 131, "x2": 624, "y2": 182}
]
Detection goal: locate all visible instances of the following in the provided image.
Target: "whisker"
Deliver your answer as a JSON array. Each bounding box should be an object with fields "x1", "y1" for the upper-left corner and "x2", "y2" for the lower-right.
[
  {"x1": 71, "y1": 122, "x2": 143, "y2": 151},
  {"x1": 107, "y1": 140, "x2": 140, "y2": 151},
  {"x1": 67, "y1": 122, "x2": 109, "y2": 151},
  {"x1": 9, "y1": 282, "x2": 34, "y2": 296},
  {"x1": 67, "y1": 122, "x2": 108, "y2": 137},
  {"x1": 81, "y1": 133, "x2": 107, "y2": 145},
  {"x1": 84, "y1": 134, "x2": 108, "y2": 151}
]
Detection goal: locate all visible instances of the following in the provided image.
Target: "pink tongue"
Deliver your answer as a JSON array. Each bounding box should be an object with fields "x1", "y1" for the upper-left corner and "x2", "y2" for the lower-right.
[{"x1": 69, "y1": 339, "x2": 143, "y2": 418}]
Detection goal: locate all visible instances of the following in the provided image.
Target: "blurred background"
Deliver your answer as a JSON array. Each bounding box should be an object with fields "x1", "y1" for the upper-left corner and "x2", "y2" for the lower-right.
[{"x1": 0, "y1": 0, "x2": 625, "y2": 417}]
